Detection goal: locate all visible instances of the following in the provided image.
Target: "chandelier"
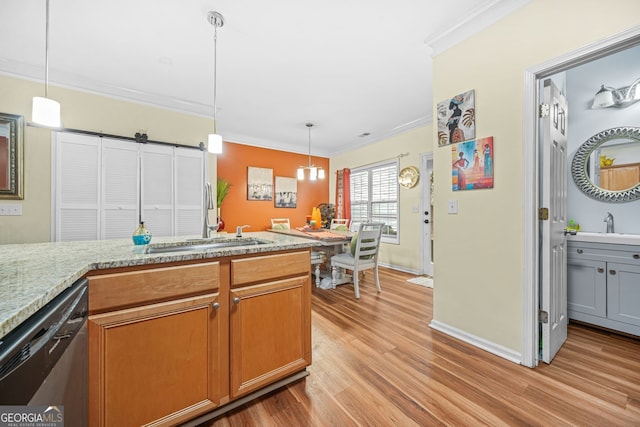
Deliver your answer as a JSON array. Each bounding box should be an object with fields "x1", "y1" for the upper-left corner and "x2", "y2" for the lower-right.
[{"x1": 297, "y1": 123, "x2": 325, "y2": 180}]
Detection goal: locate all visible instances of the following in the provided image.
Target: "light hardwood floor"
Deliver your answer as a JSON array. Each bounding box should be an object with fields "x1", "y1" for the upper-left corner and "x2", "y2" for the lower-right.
[{"x1": 200, "y1": 267, "x2": 640, "y2": 426}]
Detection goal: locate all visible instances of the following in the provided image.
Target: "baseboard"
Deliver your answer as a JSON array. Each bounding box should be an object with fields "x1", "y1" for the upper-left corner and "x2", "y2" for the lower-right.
[
  {"x1": 378, "y1": 262, "x2": 421, "y2": 276},
  {"x1": 429, "y1": 320, "x2": 522, "y2": 365}
]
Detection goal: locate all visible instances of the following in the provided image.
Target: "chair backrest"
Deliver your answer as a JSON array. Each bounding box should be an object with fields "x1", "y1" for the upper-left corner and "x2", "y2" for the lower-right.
[
  {"x1": 353, "y1": 222, "x2": 384, "y2": 262},
  {"x1": 270, "y1": 218, "x2": 290, "y2": 229},
  {"x1": 349, "y1": 221, "x2": 362, "y2": 232},
  {"x1": 330, "y1": 218, "x2": 350, "y2": 230}
]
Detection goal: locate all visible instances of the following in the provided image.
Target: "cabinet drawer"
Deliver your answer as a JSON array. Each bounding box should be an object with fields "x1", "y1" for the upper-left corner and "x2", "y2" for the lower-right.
[
  {"x1": 231, "y1": 251, "x2": 310, "y2": 286},
  {"x1": 567, "y1": 243, "x2": 640, "y2": 265},
  {"x1": 88, "y1": 262, "x2": 220, "y2": 313}
]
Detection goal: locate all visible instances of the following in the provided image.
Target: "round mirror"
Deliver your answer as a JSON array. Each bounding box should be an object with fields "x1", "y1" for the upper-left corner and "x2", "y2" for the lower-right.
[{"x1": 571, "y1": 127, "x2": 640, "y2": 203}]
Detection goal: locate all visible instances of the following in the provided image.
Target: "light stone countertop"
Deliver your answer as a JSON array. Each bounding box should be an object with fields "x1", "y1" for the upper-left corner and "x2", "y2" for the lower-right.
[{"x1": 0, "y1": 232, "x2": 319, "y2": 340}]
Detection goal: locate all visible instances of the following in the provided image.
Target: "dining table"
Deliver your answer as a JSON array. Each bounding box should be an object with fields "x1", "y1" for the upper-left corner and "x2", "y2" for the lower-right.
[{"x1": 267, "y1": 227, "x2": 354, "y2": 288}]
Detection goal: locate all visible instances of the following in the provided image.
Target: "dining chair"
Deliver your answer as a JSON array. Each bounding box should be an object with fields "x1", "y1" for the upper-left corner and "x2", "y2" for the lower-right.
[
  {"x1": 330, "y1": 222, "x2": 384, "y2": 299},
  {"x1": 330, "y1": 218, "x2": 350, "y2": 230},
  {"x1": 349, "y1": 221, "x2": 362, "y2": 232},
  {"x1": 270, "y1": 218, "x2": 290, "y2": 229}
]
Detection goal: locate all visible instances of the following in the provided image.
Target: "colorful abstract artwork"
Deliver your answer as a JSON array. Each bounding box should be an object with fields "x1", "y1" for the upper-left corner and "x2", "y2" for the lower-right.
[
  {"x1": 437, "y1": 89, "x2": 475, "y2": 146},
  {"x1": 452, "y1": 136, "x2": 493, "y2": 191}
]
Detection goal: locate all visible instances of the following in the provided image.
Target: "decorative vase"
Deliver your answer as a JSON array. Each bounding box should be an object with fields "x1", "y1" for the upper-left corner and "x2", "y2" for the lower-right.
[{"x1": 217, "y1": 207, "x2": 225, "y2": 232}]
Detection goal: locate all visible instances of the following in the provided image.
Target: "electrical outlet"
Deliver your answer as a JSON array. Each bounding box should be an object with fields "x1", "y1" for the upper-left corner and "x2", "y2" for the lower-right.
[
  {"x1": 0, "y1": 204, "x2": 22, "y2": 216},
  {"x1": 447, "y1": 200, "x2": 458, "y2": 214}
]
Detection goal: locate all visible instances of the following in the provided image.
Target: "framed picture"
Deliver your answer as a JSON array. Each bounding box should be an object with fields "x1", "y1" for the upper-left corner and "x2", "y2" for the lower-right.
[
  {"x1": 452, "y1": 136, "x2": 494, "y2": 191},
  {"x1": 0, "y1": 112, "x2": 24, "y2": 199},
  {"x1": 274, "y1": 176, "x2": 297, "y2": 208},
  {"x1": 437, "y1": 89, "x2": 475, "y2": 146},
  {"x1": 247, "y1": 166, "x2": 273, "y2": 201}
]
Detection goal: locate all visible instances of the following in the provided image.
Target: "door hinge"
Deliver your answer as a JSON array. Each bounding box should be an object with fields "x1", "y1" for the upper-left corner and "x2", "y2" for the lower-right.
[
  {"x1": 539, "y1": 103, "x2": 550, "y2": 118},
  {"x1": 539, "y1": 207, "x2": 549, "y2": 221},
  {"x1": 539, "y1": 310, "x2": 549, "y2": 324}
]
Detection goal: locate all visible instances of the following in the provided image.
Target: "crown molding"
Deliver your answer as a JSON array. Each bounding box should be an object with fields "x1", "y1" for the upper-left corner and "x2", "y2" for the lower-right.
[{"x1": 424, "y1": 0, "x2": 531, "y2": 57}]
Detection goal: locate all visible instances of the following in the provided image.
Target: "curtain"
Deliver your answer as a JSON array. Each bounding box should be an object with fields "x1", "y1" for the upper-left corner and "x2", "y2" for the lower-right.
[{"x1": 335, "y1": 168, "x2": 351, "y2": 220}]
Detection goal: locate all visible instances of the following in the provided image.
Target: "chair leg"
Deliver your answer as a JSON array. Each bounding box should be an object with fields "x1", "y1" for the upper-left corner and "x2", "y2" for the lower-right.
[
  {"x1": 373, "y1": 266, "x2": 381, "y2": 293},
  {"x1": 331, "y1": 265, "x2": 337, "y2": 289},
  {"x1": 314, "y1": 264, "x2": 321, "y2": 287},
  {"x1": 353, "y1": 269, "x2": 360, "y2": 299}
]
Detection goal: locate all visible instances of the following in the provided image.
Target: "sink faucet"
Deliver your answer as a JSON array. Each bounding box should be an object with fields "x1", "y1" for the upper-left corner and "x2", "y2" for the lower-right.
[
  {"x1": 202, "y1": 183, "x2": 220, "y2": 238},
  {"x1": 236, "y1": 225, "x2": 250, "y2": 237},
  {"x1": 603, "y1": 212, "x2": 614, "y2": 233}
]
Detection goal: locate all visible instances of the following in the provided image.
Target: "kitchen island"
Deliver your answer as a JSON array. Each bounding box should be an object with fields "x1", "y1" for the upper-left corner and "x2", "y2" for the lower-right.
[{"x1": 0, "y1": 232, "x2": 319, "y2": 427}]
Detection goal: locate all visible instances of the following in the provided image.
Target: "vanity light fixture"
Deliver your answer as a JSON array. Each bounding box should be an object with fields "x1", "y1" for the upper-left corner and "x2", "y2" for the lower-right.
[
  {"x1": 591, "y1": 77, "x2": 640, "y2": 109},
  {"x1": 32, "y1": 0, "x2": 61, "y2": 128},
  {"x1": 297, "y1": 123, "x2": 325, "y2": 181},
  {"x1": 207, "y1": 11, "x2": 224, "y2": 154}
]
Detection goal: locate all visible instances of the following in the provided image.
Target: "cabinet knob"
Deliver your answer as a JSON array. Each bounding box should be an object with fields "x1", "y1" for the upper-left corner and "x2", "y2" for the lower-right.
[
  {"x1": 211, "y1": 302, "x2": 220, "y2": 310},
  {"x1": 609, "y1": 270, "x2": 616, "y2": 275},
  {"x1": 233, "y1": 297, "x2": 240, "y2": 305},
  {"x1": 633, "y1": 254, "x2": 639, "y2": 260},
  {"x1": 597, "y1": 267, "x2": 604, "y2": 273},
  {"x1": 577, "y1": 249, "x2": 583, "y2": 254}
]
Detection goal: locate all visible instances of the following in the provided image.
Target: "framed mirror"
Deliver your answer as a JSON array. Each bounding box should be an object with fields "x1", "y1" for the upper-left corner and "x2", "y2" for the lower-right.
[
  {"x1": 0, "y1": 113, "x2": 24, "y2": 200},
  {"x1": 571, "y1": 126, "x2": 640, "y2": 203}
]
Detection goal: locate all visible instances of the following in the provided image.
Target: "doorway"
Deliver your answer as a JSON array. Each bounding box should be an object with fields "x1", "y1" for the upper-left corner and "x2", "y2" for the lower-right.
[
  {"x1": 522, "y1": 26, "x2": 640, "y2": 368},
  {"x1": 421, "y1": 152, "x2": 434, "y2": 277}
]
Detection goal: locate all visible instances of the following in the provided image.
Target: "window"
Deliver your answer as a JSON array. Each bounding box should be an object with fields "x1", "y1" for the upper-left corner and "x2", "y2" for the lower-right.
[{"x1": 350, "y1": 161, "x2": 399, "y2": 243}]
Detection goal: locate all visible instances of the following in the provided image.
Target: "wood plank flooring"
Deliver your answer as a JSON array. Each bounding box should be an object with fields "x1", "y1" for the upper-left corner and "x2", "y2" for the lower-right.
[{"x1": 199, "y1": 267, "x2": 640, "y2": 426}]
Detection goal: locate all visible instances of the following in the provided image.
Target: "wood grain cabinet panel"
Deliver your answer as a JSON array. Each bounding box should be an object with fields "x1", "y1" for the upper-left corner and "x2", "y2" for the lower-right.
[
  {"x1": 89, "y1": 293, "x2": 225, "y2": 427},
  {"x1": 229, "y1": 275, "x2": 311, "y2": 399}
]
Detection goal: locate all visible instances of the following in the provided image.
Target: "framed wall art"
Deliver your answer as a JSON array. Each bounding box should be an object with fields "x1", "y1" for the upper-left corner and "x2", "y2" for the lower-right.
[
  {"x1": 0, "y1": 112, "x2": 24, "y2": 199},
  {"x1": 452, "y1": 136, "x2": 494, "y2": 191},
  {"x1": 274, "y1": 176, "x2": 297, "y2": 208},
  {"x1": 247, "y1": 166, "x2": 273, "y2": 201},
  {"x1": 437, "y1": 89, "x2": 475, "y2": 146}
]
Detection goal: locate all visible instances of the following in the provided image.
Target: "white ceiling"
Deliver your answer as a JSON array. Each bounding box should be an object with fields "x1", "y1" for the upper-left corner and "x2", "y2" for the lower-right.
[{"x1": 0, "y1": 0, "x2": 526, "y2": 156}]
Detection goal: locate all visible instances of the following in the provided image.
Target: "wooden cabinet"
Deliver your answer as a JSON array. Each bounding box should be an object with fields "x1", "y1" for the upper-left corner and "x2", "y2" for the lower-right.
[
  {"x1": 229, "y1": 252, "x2": 312, "y2": 398},
  {"x1": 88, "y1": 262, "x2": 228, "y2": 427},
  {"x1": 567, "y1": 241, "x2": 640, "y2": 336},
  {"x1": 600, "y1": 163, "x2": 640, "y2": 191},
  {"x1": 87, "y1": 249, "x2": 312, "y2": 426}
]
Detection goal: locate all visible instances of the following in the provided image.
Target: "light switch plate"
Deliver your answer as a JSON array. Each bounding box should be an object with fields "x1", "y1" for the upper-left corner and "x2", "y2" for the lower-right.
[
  {"x1": 0, "y1": 204, "x2": 22, "y2": 215},
  {"x1": 447, "y1": 200, "x2": 458, "y2": 214}
]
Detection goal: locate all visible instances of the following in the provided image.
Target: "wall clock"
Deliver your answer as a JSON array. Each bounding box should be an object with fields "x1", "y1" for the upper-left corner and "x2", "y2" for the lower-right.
[{"x1": 398, "y1": 166, "x2": 420, "y2": 188}]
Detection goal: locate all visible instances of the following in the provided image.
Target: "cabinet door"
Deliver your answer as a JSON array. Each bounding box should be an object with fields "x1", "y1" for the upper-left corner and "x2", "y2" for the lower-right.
[
  {"x1": 89, "y1": 293, "x2": 224, "y2": 427},
  {"x1": 229, "y1": 275, "x2": 311, "y2": 399},
  {"x1": 567, "y1": 257, "x2": 606, "y2": 318},
  {"x1": 607, "y1": 263, "x2": 640, "y2": 327}
]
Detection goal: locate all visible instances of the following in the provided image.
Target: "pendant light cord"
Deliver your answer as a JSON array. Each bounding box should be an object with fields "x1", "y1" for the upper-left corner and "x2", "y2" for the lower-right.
[
  {"x1": 44, "y1": 0, "x2": 51, "y2": 98},
  {"x1": 213, "y1": 18, "x2": 218, "y2": 134}
]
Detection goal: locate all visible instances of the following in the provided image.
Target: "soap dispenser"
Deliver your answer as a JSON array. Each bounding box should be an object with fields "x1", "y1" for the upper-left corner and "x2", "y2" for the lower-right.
[{"x1": 132, "y1": 221, "x2": 152, "y2": 245}]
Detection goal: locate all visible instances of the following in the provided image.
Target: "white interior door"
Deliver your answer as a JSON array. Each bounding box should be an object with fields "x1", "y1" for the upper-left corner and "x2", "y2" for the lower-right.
[
  {"x1": 540, "y1": 79, "x2": 568, "y2": 363},
  {"x1": 421, "y1": 153, "x2": 433, "y2": 276}
]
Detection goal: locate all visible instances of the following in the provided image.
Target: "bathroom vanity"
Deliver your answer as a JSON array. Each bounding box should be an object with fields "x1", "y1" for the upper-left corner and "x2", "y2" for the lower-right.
[{"x1": 567, "y1": 232, "x2": 640, "y2": 337}]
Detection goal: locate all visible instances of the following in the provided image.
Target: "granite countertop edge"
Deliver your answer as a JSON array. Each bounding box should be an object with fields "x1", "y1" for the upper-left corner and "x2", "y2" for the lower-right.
[{"x1": 0, "y1": 232, "x2": 319, "y2": 340}]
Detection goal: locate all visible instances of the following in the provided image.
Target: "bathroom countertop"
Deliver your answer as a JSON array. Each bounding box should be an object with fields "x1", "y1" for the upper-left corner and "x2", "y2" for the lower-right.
[
  {"x1": 567, "y1": 232, "x2": 640, "y2": 246},
  {"x1": 0, "y1": 232, "x2": 319, "y2": 340}
]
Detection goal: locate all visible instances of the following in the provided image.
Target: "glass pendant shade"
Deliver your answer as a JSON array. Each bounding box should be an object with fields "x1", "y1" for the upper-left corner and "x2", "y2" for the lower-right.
[
  {"x1": 297, "y1": 168, "x2": 305, "y2": 180},
  {"x1": 309, "y1": 167, "x2": 318, "y2": 181},
  {"x1": 208, "y1": 133, "x2": 223, "y2": 154},
  {"x1": 592, "y1": 85, "x2": 615, "y2": 109},
  {"x1": 32, "y1": 96, "x2": 61, "y2": 127},
  {"x1": 318, "y1": 168, "x2": 325, "y2": 179}
]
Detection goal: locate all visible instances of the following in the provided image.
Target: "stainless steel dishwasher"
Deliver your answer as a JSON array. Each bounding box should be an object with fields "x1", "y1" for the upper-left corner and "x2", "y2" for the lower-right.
[{"x1": 0, "y1": 278, "x2": 88, "y2": 426}]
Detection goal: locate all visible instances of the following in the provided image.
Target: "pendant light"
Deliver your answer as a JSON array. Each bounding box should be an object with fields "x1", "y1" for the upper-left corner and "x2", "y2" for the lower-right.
[
  {"x1": 297, "y1": 123, "x2": 325, "y2": 181},
  {"x1": 207, "y1": 11, "x2": 224, "y2": 154},
  {"x1": 32, "y1": 0, "x2": 61, "y2": 128}
]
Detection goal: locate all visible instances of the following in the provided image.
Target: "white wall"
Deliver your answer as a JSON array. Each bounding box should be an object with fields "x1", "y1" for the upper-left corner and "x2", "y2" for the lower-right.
[
  {"x1": 566, "y1": 45, "x2": 640, "y2": 234},
  {"x1": 431, "y1": 0, "x2": 640, "y2": 354}
]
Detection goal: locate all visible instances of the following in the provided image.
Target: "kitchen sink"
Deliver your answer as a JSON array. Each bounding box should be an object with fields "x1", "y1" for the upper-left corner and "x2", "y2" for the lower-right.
[{"x1": 144, "y1": 238, "x2": 270, "y2": 254}]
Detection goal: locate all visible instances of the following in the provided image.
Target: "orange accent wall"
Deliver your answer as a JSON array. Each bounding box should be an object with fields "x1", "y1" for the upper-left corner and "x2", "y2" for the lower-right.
[{"x1": 216, "y1": 141, "x2": 330, "y2": 232}]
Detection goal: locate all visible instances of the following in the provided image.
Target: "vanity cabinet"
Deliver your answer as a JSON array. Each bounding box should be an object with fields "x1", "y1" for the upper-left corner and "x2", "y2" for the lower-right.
[
  {"x1": 87, "y1": 262, "x2": 227, "y2": 427},
  {"x1": 567, "y1": 241, "x2": 640, "y2": 336},
  {"x1": 229, "y1": 251, "x2": 312, "y2": 399}
]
